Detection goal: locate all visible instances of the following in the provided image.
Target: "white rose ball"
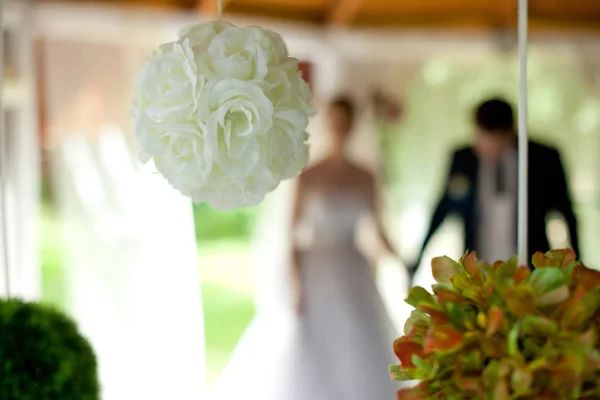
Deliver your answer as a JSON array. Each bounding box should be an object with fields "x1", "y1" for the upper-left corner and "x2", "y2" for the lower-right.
[{"x1": 132, "y1": 21, "x2": 314, "y2": 210}]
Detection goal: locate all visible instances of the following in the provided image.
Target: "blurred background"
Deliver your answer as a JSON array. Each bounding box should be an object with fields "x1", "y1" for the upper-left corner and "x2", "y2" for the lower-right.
[{"x1": 1, "y1": 0, "x2": 600, "y2": 398}]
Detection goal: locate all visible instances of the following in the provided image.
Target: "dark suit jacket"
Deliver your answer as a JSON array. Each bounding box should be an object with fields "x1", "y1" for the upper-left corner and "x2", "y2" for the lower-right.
[{"x1": 415, "y1": 140, "x2": 579, "y2": 267}]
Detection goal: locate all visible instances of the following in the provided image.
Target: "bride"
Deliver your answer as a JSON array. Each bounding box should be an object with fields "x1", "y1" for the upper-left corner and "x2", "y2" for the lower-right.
[{"x1": 210, "y1": 96, "x2": 403, "y2": 400}]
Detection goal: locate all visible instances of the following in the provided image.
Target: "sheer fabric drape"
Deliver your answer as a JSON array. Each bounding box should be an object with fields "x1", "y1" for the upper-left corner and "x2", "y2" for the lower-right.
[{"x1": 41, "y1": 39, "x2": 205, "y2": 399}]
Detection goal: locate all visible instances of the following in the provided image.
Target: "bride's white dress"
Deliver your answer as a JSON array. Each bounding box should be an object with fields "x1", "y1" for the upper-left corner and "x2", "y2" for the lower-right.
[{"x1": 210, "y1": 188, "x2": 402, "y2": 400}]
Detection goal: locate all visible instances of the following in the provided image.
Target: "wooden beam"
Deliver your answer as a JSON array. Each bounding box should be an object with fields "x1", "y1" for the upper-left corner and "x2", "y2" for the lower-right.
[
  {"x1": 197, "y1": 0, "x2": 325, "y2": 24},
  {"x1": 499, "y1": 0, "x2": 518, "y2": 24},
  {"x1": 328, "y1": 0, "x2": 363, "y2": 26},
  {"x1": 530, "y1": 0, "x2": 600, "y2": 15},
  {"x1": 37, "y1": 0, "x2": 195, "y2": 11},
  {"x1": 197, "y1": 0, "x2": 233, "y2": 16},
  {"x1": 349, "y1": 14, "x2": 600, "y2": 33}
]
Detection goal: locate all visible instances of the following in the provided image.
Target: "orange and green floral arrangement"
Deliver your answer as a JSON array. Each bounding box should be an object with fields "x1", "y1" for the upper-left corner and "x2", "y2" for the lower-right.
[{"x1": 391, "y1": 249, "x2": 600, "y2": 399}]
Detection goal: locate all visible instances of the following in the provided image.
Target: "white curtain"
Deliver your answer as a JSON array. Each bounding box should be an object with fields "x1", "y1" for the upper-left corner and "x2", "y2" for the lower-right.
[
  {"x1": 0, "y1": 0, "x2": 40, "y2": 300},
  {"x1": 41, "y1": 38, "x2": 205, "y2": 399}
]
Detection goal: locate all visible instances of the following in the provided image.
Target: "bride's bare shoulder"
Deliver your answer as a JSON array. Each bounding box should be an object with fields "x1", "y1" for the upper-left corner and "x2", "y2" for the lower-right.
[
  {"x1": 347, "y1": 163, "x2": 375, "y2": 185},
  {"x1": 299, "y1": 160, "x2": 330, "y2": 181}
]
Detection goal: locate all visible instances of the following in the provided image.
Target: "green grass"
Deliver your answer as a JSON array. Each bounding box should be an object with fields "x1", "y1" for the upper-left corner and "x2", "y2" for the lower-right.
[
  {"x1": 40, "y1": 204, "x2": 67, "y2": 310},
  {"x1": 197, "y1": 240, "x2": 257, "y2": 384},
  {"x1": 201, "y1": 282, "x2": 254, "y2": 385},
  {"x1": 193, "y1": 202, "x2": 260, "y2": 242}
]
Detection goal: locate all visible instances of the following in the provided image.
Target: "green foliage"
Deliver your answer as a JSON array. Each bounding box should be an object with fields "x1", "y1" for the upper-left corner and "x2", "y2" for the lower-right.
[
  {"x1": 201, "y1": 282, "x2": 255, "y2": 384},
  {"x1": 40, "y1": 202, "x2": 68, "y2": 310},
  {"x1": 193, "y1": 202, "x2": 260, "y2": 242},
  {"x1": 0, "y1": 299, "x2": 100, "y2": 400},
  {"x1": 392, "y1": 249, "x2": 600, "y2": 400}
]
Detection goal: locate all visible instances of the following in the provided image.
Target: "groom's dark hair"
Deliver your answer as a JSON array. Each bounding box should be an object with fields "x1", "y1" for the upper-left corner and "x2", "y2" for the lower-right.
[
  {"x1": 474, "y1": 98, "x2": 515, "y2": 133},
  {"x1": 329, "y1": 95, "x2": 355, "y2": 122}
]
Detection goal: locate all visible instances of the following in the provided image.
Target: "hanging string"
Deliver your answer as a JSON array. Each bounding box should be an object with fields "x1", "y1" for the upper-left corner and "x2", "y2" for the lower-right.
[
  {"x1": 0, "y1": 1, "x2": 11, "y2": 297},
  {"x1": 517, "y1": 0, "x2": 529, "y2": 265},
  {"x1": 217, "y1": 0, "x2": 223, "y2": 20}
]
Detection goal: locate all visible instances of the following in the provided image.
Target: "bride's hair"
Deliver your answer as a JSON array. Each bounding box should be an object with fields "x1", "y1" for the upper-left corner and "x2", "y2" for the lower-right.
[{"x1": 328, "y1": 95, "x2": 355, "y2": 123}]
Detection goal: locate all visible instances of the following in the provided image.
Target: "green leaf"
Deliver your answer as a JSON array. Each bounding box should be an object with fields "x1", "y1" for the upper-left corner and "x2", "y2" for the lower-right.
[
  {"x1": 579, "y1": 328, "x2": 597, "y2": 348},
  {"x1": 450, "y1": 273, "x2": 471, "y2": 291},
  {"x1": 482, "y1": 360, "x2": 508, "y2": 389},
  {"x1": 584, "y1": 349, "x2": 600, "y2": 371},
  {"x1": 520, "y1": 337, "x2": 544, "y2": 359},
  {"x1": 548, "y1": 353, "x2": 586, "y2": 390},
  {"x1": 462, "y1": 251, "x2": 486, "y2": 283},
  {"x1": 511, "y1": 366, "x2": 533, "y2": 396},
  {"x1": 389, "y1": 364, "x2": 417, "y2": 381},
  {"x1": 461, "y1": 348, "x2": 484, "y2": 372},
  {"x1": 405, "y1": 286, "x2": 436, "y2": 308},
  {"x1": 485, "y1": 306, "x2": 505, "y2": 336},
  {"x1": 521, "y1": 315, "x2": 558, "y2": 337},
  {"x1": 432, "y1": 286, "x2": 471, "y2": 303},
  {"x1": 423, "y1": 325, "x2": 464, "y2": 354},
  {"x1": 461, "y1": 286, "x2": 489, "y2": 304},
  {"x1": 528, "y1": 356, "x2": 552, "y2": 372},
  {"x1": 480, "y1": 337, "x2": 505, "y2": 358},
  {"x1": 508, "y1": 324, "x2": 520, "y2": 357},
  {"x1": 394, "y1": 336, "x2": 426, "y2": 368},
  {"x1": 528, "y1": 267, "x2": 566, "y2": 296},
  {"x1": 561, "y1": 290, "x2": 600, "y2": 330},
  {"x1": 443, "y1": 302, "x2": 476, "y2": 330},
  {"x1": 505, "y1": 286, "x2": 537, "y2": 317},
  {"x1": 534, "y1": 285, "x2": 570, "y2": 306},
  {"x1": 412, "y1": 355, "x2": 438, "y2": 379},
  {"x1": 431, "y1": 256, "x2": 461, "y2": 286},
  {"x1": 403, "y1": 310, "x2": 430, "y2": 338},
  {"x1": 532, "y1": 251, "x2": 562, "y2": 268},
  {"x1": 545, "y1": 248, "x2": 577, "y2": 268},
  {"x1": 455, "y1": 379, "x2": 485, "y2": 398},
  {"x1": 571, "y1": 264, "x2": 600, "y2": 291},
  {"x1": 396, "y1": 383, "x2": 431, "y2": 399},
  {"x1": 492, "y1": 258, "x2": 517, "y2": 291}
]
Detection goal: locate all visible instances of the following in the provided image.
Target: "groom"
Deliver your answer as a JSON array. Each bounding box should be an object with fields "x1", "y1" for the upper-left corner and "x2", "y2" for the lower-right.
[{"x1": 410, "y1": 98, "x2": 580, "y2": 280}]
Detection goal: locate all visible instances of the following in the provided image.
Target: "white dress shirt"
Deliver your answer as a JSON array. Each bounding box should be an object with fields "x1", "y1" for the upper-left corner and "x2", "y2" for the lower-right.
[{"x1": 476, "y1": 148, "x2": 518, "y2": 263}]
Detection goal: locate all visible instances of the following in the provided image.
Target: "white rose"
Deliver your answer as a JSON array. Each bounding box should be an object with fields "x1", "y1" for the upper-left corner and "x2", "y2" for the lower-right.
[
  {"x1": 262, "y1": 64, "x2": 294, "y2": 106},
  {"x1": 202, "y1": 26, "x2": 276, "y2": 81},
  {"x1": 268, "y1": 109, "x2": 310, "y2": 179},
  {"x1": 263, "y1": 58, "x2": 314, "y2": 116},
  {"x1": 285, "y1": 62, "x2": 314, "y2": 117},
  {"x1": 192, "y1": 168, "x2": 278, "y2": 210},
  {"x1": 133, "y1": 39, "x2": 201, "y2": 122},
  {"x1": 198, "y1": 78, "x2": 274, "y2": 178},
  {"x1": 271, "y1": 130, "x2": 309, "y2": 180},
  {"x1": 178, "y1": 20, "x2": 234, "y2": 50},
  {"x1": 134, "y1": 112, "x2": 214, "y2": 194},
  {"x1": 265, "y1": 29, "x2": 289, "y2": 62}
]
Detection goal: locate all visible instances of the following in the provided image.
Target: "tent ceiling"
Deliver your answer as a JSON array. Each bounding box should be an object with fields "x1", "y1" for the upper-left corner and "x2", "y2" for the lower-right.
[{"x1": 38, "y1": 0, "x2": 600, "y2": 32}]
